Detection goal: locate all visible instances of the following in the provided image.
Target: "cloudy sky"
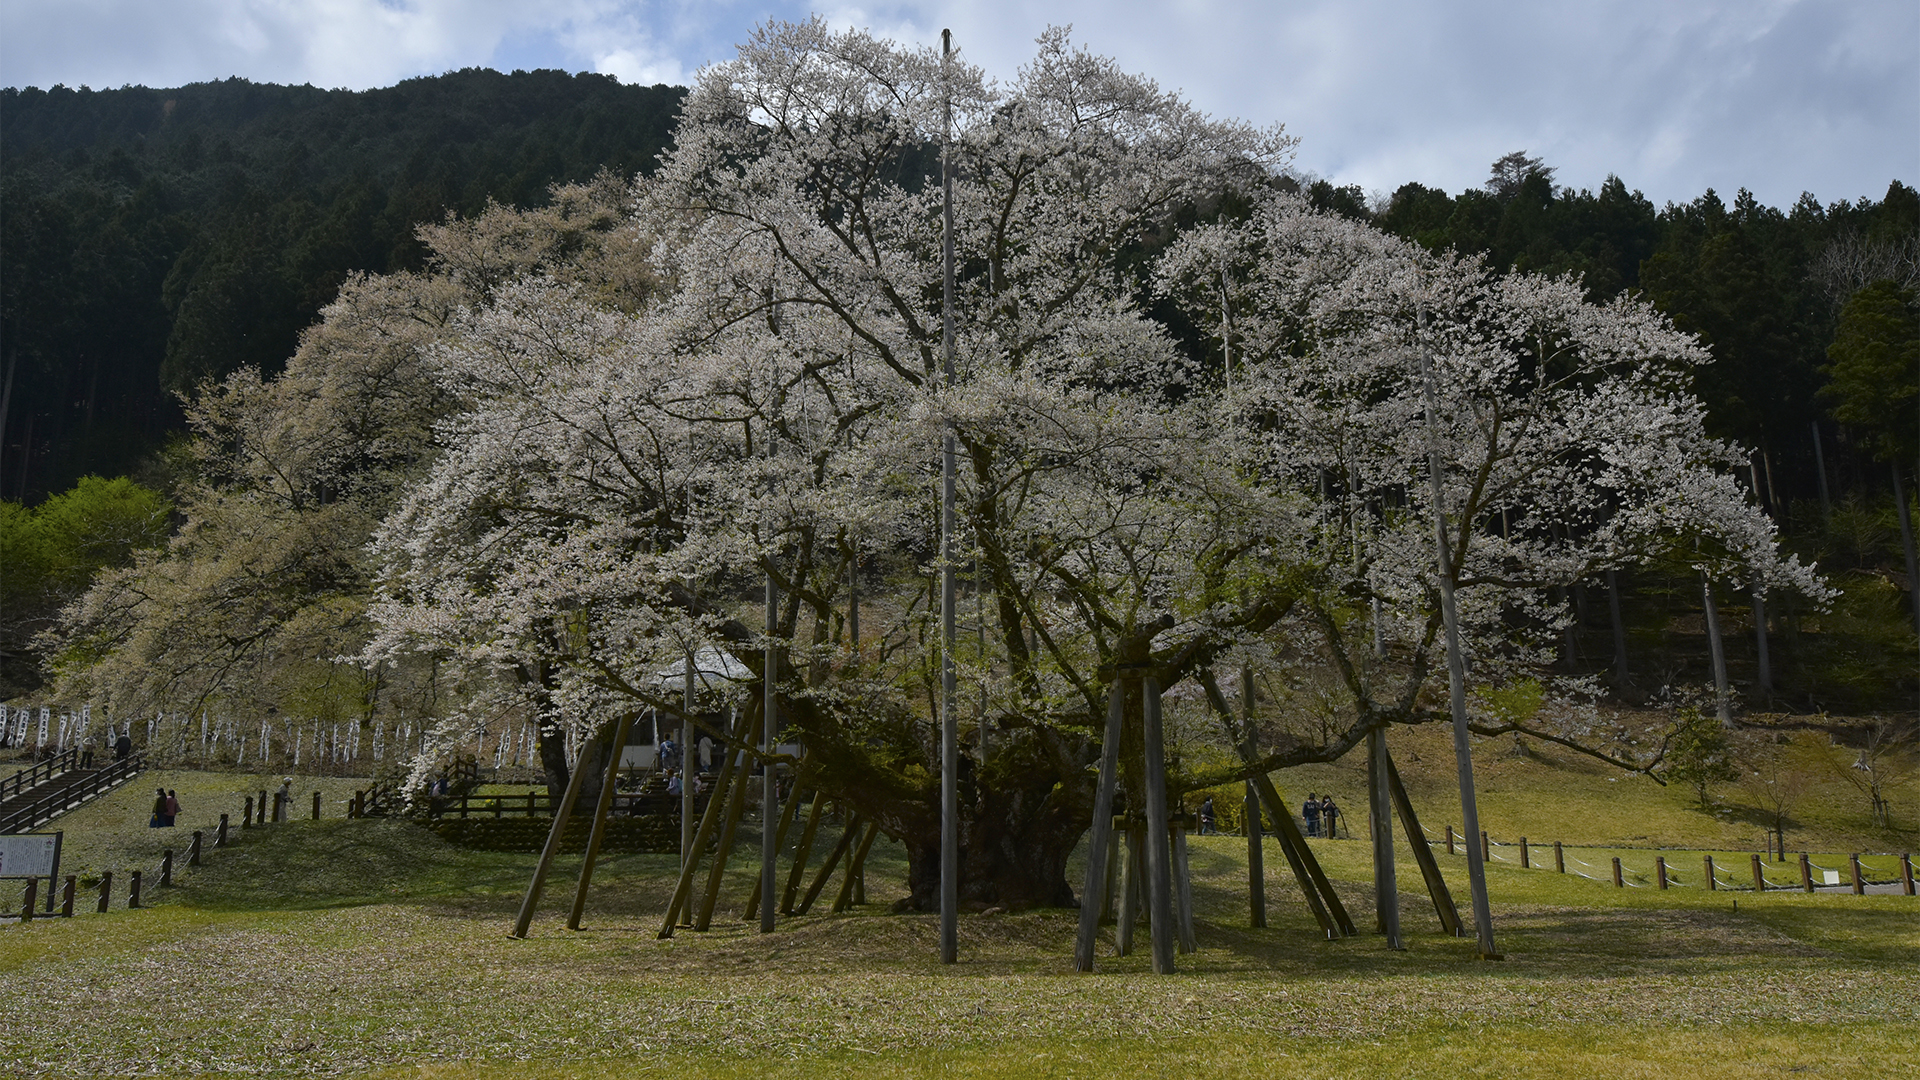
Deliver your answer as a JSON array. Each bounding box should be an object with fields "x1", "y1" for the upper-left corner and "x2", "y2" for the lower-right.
[{"x1": 3, "y1": 0, "x2": 1913, "y2": 209}]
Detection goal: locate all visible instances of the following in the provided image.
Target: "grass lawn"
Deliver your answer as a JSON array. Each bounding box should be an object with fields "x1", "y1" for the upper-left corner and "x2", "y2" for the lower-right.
[{"x1": 2, "y1": 767, "x2": 1916, "y2": 1079}]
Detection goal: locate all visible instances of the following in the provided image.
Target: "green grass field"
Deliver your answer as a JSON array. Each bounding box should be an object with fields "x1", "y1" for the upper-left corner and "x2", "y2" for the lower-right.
[{"x1": 2, "y1": 738, "x2": 1916, "y2": 1079}]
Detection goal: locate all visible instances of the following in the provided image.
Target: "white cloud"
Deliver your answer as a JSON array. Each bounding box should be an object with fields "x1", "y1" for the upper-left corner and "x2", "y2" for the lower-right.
[{"x1": 2, "y1": 0, "x2": 1911, "y2": 206}]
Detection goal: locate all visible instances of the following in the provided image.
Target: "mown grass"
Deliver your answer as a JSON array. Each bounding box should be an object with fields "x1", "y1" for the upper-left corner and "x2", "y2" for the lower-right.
[{"x1": 3, "y1": 767, "x2": 1917, "y2": 1079}]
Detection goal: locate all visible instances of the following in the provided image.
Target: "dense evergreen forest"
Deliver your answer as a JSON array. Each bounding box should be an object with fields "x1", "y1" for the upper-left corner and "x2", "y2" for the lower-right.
[
  {"x1": 1, "y1": 69, "x2": 684, "y2": 501},
  {"x1": 1, "y1": 71, "x2": 1914, "y2": 713}
]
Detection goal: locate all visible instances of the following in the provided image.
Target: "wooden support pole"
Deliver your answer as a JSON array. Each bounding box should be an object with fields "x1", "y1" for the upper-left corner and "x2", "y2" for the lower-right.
[
  {"x1": 1101, "y1": 822, "x2": 1121, "y2": 924},
  {"x1": 1075, "y1": 681, "x2": 1126, "y2": 971},
  {"x1": 1902, "y1": 853, "x2": 1914, "y2": 896},
  {"x1": 1849, "y1": 854, "x2": 1864, "y2": 895},
  {"x1": 1249, "y1": 772, "x2": 1353, "y2": 937},
  {"x1": 1172, "y1": 821, "x2": 1198, "y2": 954},
  {"x1": 1386, "y1": 753, "x2": 1461, "y2": 937},
  {"x1": 189, "y1": 831, "x2": 202, "y2": 866},
  {"x1": 1611, "y1": 857, "x2": 1623, "y2": 888},
  {"x1": 160, "y1": 850, "x2": 173, "y2": 887},
  {"x1": 795, "y1": 813, "x2": 864, "y2": 916},
  {"x1": 1656, "y1": 856, "x2": 1668, "y2": 889},
  {"x1": 512, "y1": 721, "x2": 600, "y2": 939},
  {"x1": 1481, "y1": 831, "x2": 1490, "y2": 862},
  {"x1": 1116, "y1": 821, "x2": 1144, "y2": 956},
  {"x1": 1752, "y1": 853, "x2": 1766, "y2": 894},
  {"x1": 832, "y1": 822, "x2": 881, "y2": 913},
  {"x1": 128, "y1": 869, "x2": 142, "y2": 909},
  {"x1": 217, "y1": 814, "x2": 229, "y2": 848},
  {"x1": 20, "y1": 879, "x2": 35, "y2": 923},
  {"x1": 1705, "y1": 855, "x2": 1717, "y2": 890},
  {"x1": 1241, "y1": 666, "x2": 1266, "y2": 930},
  {"x1": 312, "y1": 792, "x2": 321, "y2": 820},
  {"x1": 747, "y1": 783, "x2": 807, "y2": 923},
  {"x1": 1140, "y1": 676, "x2": 1177, "y2": 974},
  {"x1": 659, "y1": 728, "x2": 745, "y2": 936},
  {"x1": 567, "y1": 712, "x2": 634, "y2": 931},
  {"x1": 694, "y1": 713, "x2": 763, "y2": 931},
  {"x1": 1555, "y1": 841, "x2": 1565, "y2": 874},
  {"x1": 1367, "y1": 726, "x2": 1402, "y2": 949},
  {"x1": 1800, "y1": 852, "x2": 1814, "y2": 892},
  {"x1": 1520, "y1": 837, "x2": 1530, "y2": 869},
  {"x1": 61, "y1": 876, "x2": 74, "y2": 917},
  {"x1": 780, "y1": 793, "x2": 826, "y2": 915},
  {"x1": 97, "y1": 871, "x2": 111, "y2": 913}
]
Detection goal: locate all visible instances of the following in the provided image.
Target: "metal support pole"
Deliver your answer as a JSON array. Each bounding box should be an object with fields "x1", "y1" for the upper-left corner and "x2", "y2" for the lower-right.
[{"x1": 937, "y1": 26, "x2": 960, "y2": 967}]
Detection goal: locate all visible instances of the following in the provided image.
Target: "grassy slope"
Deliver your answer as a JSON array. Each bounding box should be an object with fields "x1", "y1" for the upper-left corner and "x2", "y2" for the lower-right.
[{"x1": 2, "y1": 755, "x2": 1917, "y2": 1079}]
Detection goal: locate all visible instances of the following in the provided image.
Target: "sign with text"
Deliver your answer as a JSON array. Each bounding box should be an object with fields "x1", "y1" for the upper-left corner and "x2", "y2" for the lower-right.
[{"x1": 0, "y1": 833, "x2": 60, "y2": 878}]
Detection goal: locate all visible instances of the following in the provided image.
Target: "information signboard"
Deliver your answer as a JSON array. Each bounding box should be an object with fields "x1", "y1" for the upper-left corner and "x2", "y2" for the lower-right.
[{"x1": 0, "y1": 832, "x2": 61, "y2": 879}]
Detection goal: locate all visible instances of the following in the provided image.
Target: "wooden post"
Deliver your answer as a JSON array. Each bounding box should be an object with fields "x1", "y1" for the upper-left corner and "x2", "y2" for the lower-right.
[
  {"x1": 660, "y1": 730, "x2": 748, "y2": 935},
  {"x1": 1611, "y1": 857, "x2": 1623, "y2": 888},
  {"x1": 795, "y1": 813, "x2": 864, "y2": 916},
  {"x1": 567, "y1": 712, "x2": 634, "y2": 931},
  {"x1": 780, "y1": 793, "x2": 826, "y2": 915},
  {"x1": 61, "y1": 876, "x2": 75, "y2": 917},
  {"x1": 1656, "y1": 856, "x2": 1668, "y2": 889},
  {"x1": 1385, "y1": 750, "x2": 1458, "y2": 937},
  {"x1": 311, "y1": 792, "x2": 321, "y2": 820},
  {"x1": 1240, "y1": 665, "x2": 1266, "y2": 930},
  {"x1": 243, "y1": 796, "x2": 253, "y2": 828},
  {"x1": 1481, "y1": 831, "x2": 1490, "y2": 862},
  {"x1": 1902, "y1": 853, "x2": 1914, "y2": 896},
  {"x1": 160, "y1": 850, "x2": 173, "y2": 887},
  {"x1": 97, "y1": 871, "x2": 112, "y2": 913},
  {"x1": 512, "y1": 721, "x2": 601, "y2": 939},
  {"x1": 1446, "y1": 825, "x2": 1455, "y2": 856},
  {"x1": 694, "y1": 712, "x2": 763, "y2": 931},
  {"x1": 1705, "y1": 854, "x2": 1716, "y2": 890},
  {"x1": 217, "y1": 814, "x2": 229, "y2": 848},
  {"x1": 832, "y1": 822, "x2": 881, "y2": 913},
  {"x1": 1849, "y1": 854, "x2": 1864, "y2": 895},
  {"x1": 1172, "y1": 821, "x2": 1198, "y2": 954},
  {"x1": 1075, "y1": 682, "x2": 1126, "y2": 971},
  {"x1": 189, "y1": 831, "x2": 202, "y2": 866},
  {"x1": 128, "y1": 869, "x2": 142, "y2": 909},
  {"x1": 259, "y1": 790, "x2": 268, "y2": 824},
  {"x1": 1140, "y1": 677, "x2": 1177, "y2": 974},
  {"x1": 1101, "y1": 823, "x2": 1121, "y2": 924},
  {"x1": 1367, "y1": 726, "x2": 1402, "y2": 949},
  {"x1": 1115, "y1": 821, "x2": 1144, "y2": 956},
  {"x1": 1249, "y1": 772, "x2": 1353, "y2": 937},
  {"x1": 1800, "y1": 852, "x2": 1813, "y2": 892},
  {"x1": 1519, "y1": 837, "x2": 1529, "y2": 869},
  {"x1": 1751, "y1": 853, "x2": 1765, "y2": 893},
  {"x1": 1554, "y1": 841, "x2": 1565, "y2": 874},
  {"x1": 20, "y1": 880, "x2": 35, "y2": 923},
  {"x1": 746, "y1": 781, "x2": 806, "y2": 923}
]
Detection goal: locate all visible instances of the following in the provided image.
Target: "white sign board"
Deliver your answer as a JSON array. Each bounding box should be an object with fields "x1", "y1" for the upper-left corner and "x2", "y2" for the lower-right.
[
  {"x1": 1823, "y1": 870, "x2": 1842, "y2": 886},
  {"x1": 0, "y1": 833, "x2": 60, "y2": 878}
]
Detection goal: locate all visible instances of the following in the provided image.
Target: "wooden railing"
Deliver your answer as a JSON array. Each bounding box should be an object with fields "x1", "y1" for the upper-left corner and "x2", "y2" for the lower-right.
[
  {"x1": 0, "y1": 752, "x2": 146, "y2": 834},
  {"x1": 1, "y1": 748, "x2": 79, "y2": 803},
  {"x1": 428, "y1": 789, "x2": 700, "y2": 820}
]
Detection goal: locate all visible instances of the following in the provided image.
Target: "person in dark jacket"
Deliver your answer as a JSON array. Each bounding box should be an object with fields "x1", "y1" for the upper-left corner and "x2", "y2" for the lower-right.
[{"x1": 150, "y1": 788, "x2": 168, "y2": 828}]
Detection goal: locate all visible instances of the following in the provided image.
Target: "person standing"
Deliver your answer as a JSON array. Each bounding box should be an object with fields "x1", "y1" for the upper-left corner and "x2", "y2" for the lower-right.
[
  {"x1": 115, "y1": 732, "x2": 133, "y2": 761},
  {"x1": 1320, "y1": 794, "x2": 1340, "y2": 839},
  {"x1": 276, "y1": 777, "x2": 293, "y2": 822},
  {"x1": 1304, "y1": 792, "x2": 1321, "y2": 838},
  {"x1": 1198, "y1": 795, "x2": 1216, "y2": 835},
  {"x1": 163, "y1": 789, "x2": 180, "y2": 827},
  {"x1": 150, "y1": 788, "x2": 168, "y2": 828}
]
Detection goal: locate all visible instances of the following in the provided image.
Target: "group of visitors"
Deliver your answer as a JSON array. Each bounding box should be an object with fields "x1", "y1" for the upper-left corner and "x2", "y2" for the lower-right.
[
  {"x1": 148, "y1": 788, "x2": 180, "y2": 827},
  {"x1": 1303, "y1": 792, "x2": 1341, "y2": 837}
]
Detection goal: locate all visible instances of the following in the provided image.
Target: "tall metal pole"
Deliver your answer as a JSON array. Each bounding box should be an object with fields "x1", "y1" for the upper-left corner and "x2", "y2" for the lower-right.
[
  {"x1": 1418, "y1": 303, "x2": 1499, "y2": 960},
  {"x1": 762, "y1": 350, "x2": 781, "y2": 934},
  {"x1": 938, "y1": 27, "x2": 960, "y2": 965}
]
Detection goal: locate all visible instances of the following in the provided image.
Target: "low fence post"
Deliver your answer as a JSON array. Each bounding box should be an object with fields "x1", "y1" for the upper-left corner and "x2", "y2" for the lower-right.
[
  {"x1": 1704, "y1": 854, "x2": 1716, "y2": 890},
  {"x1": 1520, "y1": 837, "x2": 1530, "y2": 869},
  {"x1": 1799, "y1": 852, "x2": 1813, "y2": 892},
  {"x1": 243, "y1": 796, "x2": 253, "y2": 828},
  {"x1": 260, "y1": 790, "x2": 269, "y2": 823},
  {"x1": 1445, "y1": 825, "x2": 1455, "y2": 855},
  {"x1": 61, "y1": 876, "x2": 75, "y2": 917},
  {"x1": 1904, "y1": 854, "x2": 1915, "y2": 897},
  {"x1": 128, "y1": 869, "x2": 142, "y2": 909},
  {"x1": 312, "y1": 792, "x2": 321, "y2": 820},
  {"x1": 1656, "y1": 856, "x2": 1668, "y2": 889},
  {"x1": 160, "y1": 850, "x2": 173, "y2": 887},
  {"x1": 97, "y1": 871, "x2": 112, "y2": 913},
  {"x1": 1751, "y1": 853, "x2": 1765, "y2": 893},
  {"x1": 1481, "y1": 831, "x2": 1490, "y2": 861},
  {"x1": 1849, "y1": 854, "x2": 1864, "y2": 895},
  {"x1": 189, "y1": 831, "x2": 203, "y2": 866},
  {"x1": 1554, "y1": 841, "x2": 1564, "y2": 874},
  {"x1": 217, "y1": 814, "x2": 229, "y2": 847},
  {"x1": 20, "y1": 879, "x2": 35, "y2": 923},
  {"x1": 1611, "y1": 857, "x2": 1623, "y2": 888}
]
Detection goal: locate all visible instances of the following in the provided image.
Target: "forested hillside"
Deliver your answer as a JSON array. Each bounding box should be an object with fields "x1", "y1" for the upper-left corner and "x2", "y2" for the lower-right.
[{"x1": 1, "y1": 69, "x2": 683, "y2": 501}]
